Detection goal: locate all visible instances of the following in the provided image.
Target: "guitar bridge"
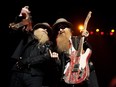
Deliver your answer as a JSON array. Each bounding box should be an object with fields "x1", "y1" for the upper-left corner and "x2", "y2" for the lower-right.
[{"x1": 79, "y1": 69, "x2": 84, "y2": 78}]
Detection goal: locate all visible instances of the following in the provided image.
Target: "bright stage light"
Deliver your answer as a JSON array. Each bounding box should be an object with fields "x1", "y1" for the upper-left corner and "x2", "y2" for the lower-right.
[
  {"x1": 90, "y1": 31, "x2": 94, "y2": 35},
  {"x1": 110, "y1": 32, "x2": 114, "y2": 36},
  {"x1": 96, "y1": 29, "x2": 100, "y2": 32},
  {"x1": 111, "y1": 29, "x2": 115, "y2": 33}
]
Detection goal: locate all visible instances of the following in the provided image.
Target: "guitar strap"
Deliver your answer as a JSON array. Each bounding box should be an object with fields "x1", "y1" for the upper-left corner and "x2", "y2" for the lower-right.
[{"x1": 71, "y1": 36, "x2": 80, "y2": 50}]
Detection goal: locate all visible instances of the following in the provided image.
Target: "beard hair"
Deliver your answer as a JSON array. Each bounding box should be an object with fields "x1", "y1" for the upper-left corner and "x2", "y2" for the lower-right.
[
  {"x1": 34, "y1": 31, "x2": 49, "y2": 44},
  {"x1": 56, "y1": 29, "x2": 72, "y2": 52}
]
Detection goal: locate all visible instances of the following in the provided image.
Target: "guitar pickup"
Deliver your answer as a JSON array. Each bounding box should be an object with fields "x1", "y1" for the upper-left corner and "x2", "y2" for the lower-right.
[{"x1": 72, "y1": 64, "x2": 79, "y2": 72}]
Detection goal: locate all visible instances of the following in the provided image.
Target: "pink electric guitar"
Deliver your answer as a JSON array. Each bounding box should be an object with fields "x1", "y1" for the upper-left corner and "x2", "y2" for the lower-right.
[{"x1": 63, "y1": 11, "x2": 92, "y2": 84}]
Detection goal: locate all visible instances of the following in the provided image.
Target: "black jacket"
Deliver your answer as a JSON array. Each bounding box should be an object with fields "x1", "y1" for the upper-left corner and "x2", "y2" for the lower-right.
[{"x1": 11, "y1": 30, "x2": 54, "y2": 76}]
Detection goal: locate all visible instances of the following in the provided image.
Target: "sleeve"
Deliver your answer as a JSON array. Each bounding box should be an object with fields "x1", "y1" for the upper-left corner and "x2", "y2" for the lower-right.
[{"x1": 83, "y1": 40, "x2": 92, "y2": 50}]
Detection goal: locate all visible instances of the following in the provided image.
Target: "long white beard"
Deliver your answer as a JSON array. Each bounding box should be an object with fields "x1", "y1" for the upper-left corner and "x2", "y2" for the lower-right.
[
  {"x1": 56, "y1": 30, "x2": 72, "y2": 52},
  {"x1": 34, "y1": 31, "x2": 49, "y2": 44}
]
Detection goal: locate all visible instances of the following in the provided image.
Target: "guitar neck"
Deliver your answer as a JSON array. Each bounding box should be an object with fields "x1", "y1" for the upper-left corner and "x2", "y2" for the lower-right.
[
  {"x1": 76, "y1": 11, "x2": 92, "y2": 57},
  {"x1": 77, "y1": 36, "x2": 85, "y2": 57},
  {"x1": 14, "y1": 22, "x2": 24, "y2": 28}
]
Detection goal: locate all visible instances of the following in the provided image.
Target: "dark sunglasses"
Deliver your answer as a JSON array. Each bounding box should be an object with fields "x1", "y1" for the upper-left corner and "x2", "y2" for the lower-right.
[{"x1": 57, "y1": 24, "x2": 70, "y2": 29}]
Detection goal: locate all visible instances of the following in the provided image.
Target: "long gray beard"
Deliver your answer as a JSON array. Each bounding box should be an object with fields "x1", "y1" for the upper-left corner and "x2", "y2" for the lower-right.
[
  {"x1": 56, "y1": 31, "x2": 71, "y2": 52},
  {"x1": 34, "y1": 32, "x2": 49, "y2": 44}
]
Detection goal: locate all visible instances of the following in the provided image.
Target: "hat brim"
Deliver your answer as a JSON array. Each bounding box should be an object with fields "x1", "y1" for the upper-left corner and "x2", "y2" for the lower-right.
[
  {"x1": 33, "y1": 23, "x2": 51, "y2": 31},
  {"x1": 52, "y1": 21, "x2": 73, "y2": 32},
  {"x1": 33, "y1": 23, "x2": 52, "y2": 37}
]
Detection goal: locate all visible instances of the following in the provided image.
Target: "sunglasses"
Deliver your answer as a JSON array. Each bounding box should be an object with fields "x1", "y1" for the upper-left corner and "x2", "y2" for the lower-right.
[{"x1": 57, "y1": 24, "x2": 70, "y2": 29}]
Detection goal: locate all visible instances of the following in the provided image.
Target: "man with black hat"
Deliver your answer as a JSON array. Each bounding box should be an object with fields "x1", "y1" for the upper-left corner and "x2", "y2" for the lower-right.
[
  {"x1": 9, "y1": 6, "x2": 59, "y2": 87},
  {"x1": 52, "y1": 18, "x2": 99, "y2": 87}
]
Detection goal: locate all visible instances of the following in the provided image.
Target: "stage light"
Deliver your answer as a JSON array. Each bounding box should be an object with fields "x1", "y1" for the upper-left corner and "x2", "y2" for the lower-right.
[
  {"x1": 100, "y1": 31, "x2": 104, "y2": 35},
  {"x1": 90, "y1": 31, "x2": 94, "y2": 35},
  {"x1": 78, "y1": 24, "x2": 84, "y2": 31},
  {"x1": 110, "y1": 32, "x2": 114, "y2": 36},
  {"x1": 96, "y1": 29, "x2": 99, "y2": 32},
  {"x1": 111, "y1": 29, "x2": 115, "y2": 33}
]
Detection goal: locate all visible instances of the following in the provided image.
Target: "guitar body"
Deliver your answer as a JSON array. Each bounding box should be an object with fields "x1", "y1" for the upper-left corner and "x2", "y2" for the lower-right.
[
  {"x1": 63, "y1": 11, "x2": 92, "y2": 84},
  {"x1": 63, "y1": 48, "x2": 92, "y2": 84}
]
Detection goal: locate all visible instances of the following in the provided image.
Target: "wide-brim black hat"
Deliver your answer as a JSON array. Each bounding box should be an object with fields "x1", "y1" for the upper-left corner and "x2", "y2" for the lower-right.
[
  {"x1": 33, "y1": 22, "x2": 52, "y2": 32},
  {"x1": 33, "y1": 22, "x2": 52, "y2": 37},
  {"x1": 33, "y1": 22, "x2": 51, "y2": 31},
  {"x1": 52, "y1": 18, "x2": 73, "y2": 31}
]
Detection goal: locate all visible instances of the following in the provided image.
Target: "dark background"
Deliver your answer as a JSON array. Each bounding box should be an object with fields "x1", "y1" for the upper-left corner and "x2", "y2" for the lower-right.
[{"x1": 0, "y1": 0, "x2": 116, "y2": 87}]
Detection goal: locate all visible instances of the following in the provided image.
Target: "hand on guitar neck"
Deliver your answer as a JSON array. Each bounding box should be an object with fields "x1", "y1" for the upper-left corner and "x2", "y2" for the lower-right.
[{"x1": 81, "y1": 30, "x2": 89, "y2": 37}]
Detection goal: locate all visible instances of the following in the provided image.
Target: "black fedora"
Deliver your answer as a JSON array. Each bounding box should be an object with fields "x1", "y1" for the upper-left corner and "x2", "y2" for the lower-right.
[
  {"x1": 33, "y1": 22, "x2": 52, "y2": 32},
  {"x1": 33, "y1": 22, "x2": 52, "y2": 31},
  {"x1": 33, "y1": 22, "x2": 52, "y2": 37},
  {"x1": 52, "y1": 18, "x2": 73, "y2": 31}
]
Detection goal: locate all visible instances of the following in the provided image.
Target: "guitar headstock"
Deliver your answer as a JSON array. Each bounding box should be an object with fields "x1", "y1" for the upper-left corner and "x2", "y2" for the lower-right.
[
  {"x1": 9, "y1": 6, "x2": 32, "y2": 31},
  {"x1": 19, "y1": 6, "x2": 30, "y2": 19},
  {"x1": 80, "y1": 11, "x2": 92, "y2": 37}
]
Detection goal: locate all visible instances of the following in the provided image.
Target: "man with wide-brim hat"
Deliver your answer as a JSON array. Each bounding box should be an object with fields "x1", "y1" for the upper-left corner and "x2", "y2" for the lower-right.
[
  {"x1": 52, "y1": 18, "x2": 73, "y2": 47},
  {"x1": 52, "y1": 18, "x2": 99, "y2": 87},
  {"x1": 9, "y1": 16, "x2": 58, "y2": 87}
]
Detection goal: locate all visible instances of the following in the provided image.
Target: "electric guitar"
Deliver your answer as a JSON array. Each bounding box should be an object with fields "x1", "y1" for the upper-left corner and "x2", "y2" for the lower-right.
[
  {"x1": 9, "y1": 6, "x2": 32, "y2": 31},
  {"x1": 63, "y1": 11, "x2": 92, "y2": 84}
]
